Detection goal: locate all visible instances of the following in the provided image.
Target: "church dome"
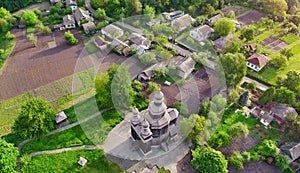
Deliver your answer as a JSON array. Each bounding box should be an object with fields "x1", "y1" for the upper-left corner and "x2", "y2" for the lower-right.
[{"x1": 148, "y1": 91, "x2": 167, "y2": 119}]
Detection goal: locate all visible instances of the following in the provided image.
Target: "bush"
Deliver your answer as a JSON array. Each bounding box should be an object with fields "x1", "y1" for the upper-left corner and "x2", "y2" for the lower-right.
[
  {"x1": 228, "y1": 151, "x2": 244, "y2": 170},
  {"x1": 64, "y1": 31, "x2": 78, "y2": 45},
  {"x1": 146, "y1": 82, "x2": 160, "y2": 94},
  {"x1": 173, "y1": 101, "x2": 189, "y2": 116},
  {"x1": 139, "y1": 52, "x2": 156, "y2": 65},
  {"x1": 132, "y1": 80, "x2": 142, "y2": 92},
  {"x1": 242, "y1": 151, "x2": 251, "y2": 162}
]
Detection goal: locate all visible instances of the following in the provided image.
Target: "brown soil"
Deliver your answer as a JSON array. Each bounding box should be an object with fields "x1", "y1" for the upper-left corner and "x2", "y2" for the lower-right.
[{"x1": 238, "y1": 10, "x2": 265, "y2": 25}]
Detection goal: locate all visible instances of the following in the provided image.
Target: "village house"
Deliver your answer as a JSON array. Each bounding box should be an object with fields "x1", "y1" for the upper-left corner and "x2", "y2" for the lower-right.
[
  {"x1": 94, "y1": 36, "x2": 107, "y2": 50},
  {"x1": 74, "y1": 8, "x2": 93, "y2": 26},
  {"x1": 82, "y1": 22, "x2": 96, "y2": 34},
  {"x1": 162, "y1": 10, "x2": 184, "y2": 21},
  {"x1": 207, "y1": 14, "x2": 222, "y2": 26},
  {"x1": 146, "y1": 19, "x2": 160, "y2": 29},
  {"x1": 213, "y1": 34, "x2": 236, "y2": 51},
  {"x1": 170, "y1": 56, "x2": 196, "y2": 79},
  {"x1": 280, "y1": 142, "x2": 300, "y2": 162},
  {"x1": 49, "y1": 0, "x2": 61, "y2": 5},
  {"x1": 245, "y1": 43, "x2": 257, "y2": 55},
  {"x1": 247, "y1": 54, "x2": 269, "y2": 72},
  {"x1": 128, "y1": 33, "x2": 151, "y2": 49},
  {"x1": 171, "y1": 14, "x2": 195, "y2": 31},
  {"x1": 101, "y1": 24, "x2": 124, "y2": 39},
  {"x1": 189, "y1": 25, "x2": 214, "y2": 42},
  {"x1": 110, "y1": 38, "x2": 130, "y2": 56},
  {"x1": 66, "y1": 0, "x2": 77, "y2": 11},
  {"x1": 63, "y1": 14, "x2": 76, "y2": 29}
]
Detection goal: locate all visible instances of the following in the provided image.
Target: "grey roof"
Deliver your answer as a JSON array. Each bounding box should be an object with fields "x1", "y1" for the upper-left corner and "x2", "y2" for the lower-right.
[
  {"x1": 50, "y1": 0, "x2": 61, "y2": 4},
  {"x1": 128, "y1": 33, "x2": 151, "y2": 48},
  {"x1": 281, "y1": 142, "x2": 300, "y2": 162},
  {"x1": 101, "y1": 24, "x2": 123, "y2": 38},
  {"x1": 272, "y1": 104, "x2": 298, "y2": 119},
  {"x1": 82, "y1": 21, "x2": 96, "y2": 33},
  {"x1": 214, "y1": 34, "x2": 236, "y2": 50},
  {"x1": 208, "y1": 14, "x2": 222, "y2": 23},
  {"x1": 191, "y1": 25, "x2": 214, "y2": 37},
  {"x1": 172, "y1": 14, "x2": 195, "y2": 29},
  {"x1": 94, "y1": 36, "x2": 106, "y2": 46},
  {"x1": 110, "y1": 38, "x2": 128, "y2": 50},
  {"x1": 66, "y1": 0, "x2": 77, "y2": 6},
  {"x1": 74, "y1": 8, "x2": 90, "y2": 23},
  {"x1": 63, "y1": 15, "x2": 75, "y2": 26},
  {"x1": 56, "y1": 111, "x2": 67, "y2": 124},
  {"x1": 175, "y1": 57, "x2": 196, "y2": 78}
]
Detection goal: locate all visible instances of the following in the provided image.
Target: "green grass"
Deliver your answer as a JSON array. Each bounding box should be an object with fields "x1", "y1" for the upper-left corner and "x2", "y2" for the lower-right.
[
  {"x1": 26, "y1": 27, "x2": 35, "y2": 34},
  {"x1": 0, "y1": 33, "x2": 15, "y2": 73},
  {"x1": 0, "y1": 92, "x2": 33, "y2": 136},
  {"x1": 21, "y1": 149, "x2": 123, "y2": 173},
  {"x1": 280, "y1": 34, "x2": 299, "y2": 44},
  {"x1": 21, "y1": 109, "x2": 123, "y2": 155},
  {"x1": 247, "y1": 65, "x2": 278, "y2": 85},
  {"x1": 85, "y1": 42, "x2": 99, "y2": 54},
  {"x1": 252, "y1": 31, "x2": 272, "y2": 43}
]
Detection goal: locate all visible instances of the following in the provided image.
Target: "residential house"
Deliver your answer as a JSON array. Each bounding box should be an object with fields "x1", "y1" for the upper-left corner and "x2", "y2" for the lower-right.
[
  {"x1": 189, "y1": 25, "x2": 214, "y2": 42},
  {"x1": 207, "y1": 14, "x2": 222, "y2": 26},
  {"x1": 245, "y1": 43, "x2": 257, "y2": 55},
  {"x1": 74, "y1": 8, "x2": 92, "y2": 26},
  {"x1": 63, "y1": 15, "x2": 76, "y2": 29},
  {"x1": 50, "y1": 0, "x2": 61, "y2": 5},
  {"x1": 171, "y1": 56, "x2": 196, "y2": 79},
  {"x1": 101, "y1": 24, "x2": 124, "y2": 39},
  {"x1": 165, "y1": 42, "x2": 192, "y2": 57},
  {"x1": 56, "y1": 111, "x2": 67, "y2": 124},
  {"x1": 171, "y1": 14, "x2": 195, "y2": 31},
  {"x1": 213, "y1": 34, "x2": 236, "y2": 51},
  {"x1": 94, "y1": 36, "x2": 107, "y2": 50},
  {"x1": 163, "y1": 10, "x2": 184, "y2": 20},
  {"x1": 137, "y1": 63, "x2": 159, "y2": 81},
  {"x1": 110, "y1": 38, "x2": 130, "y2": 55},
  {"x1": 66, "y1": 0, "x2": 77, "y2": 11},
  {"x1": 247, "y1": 54, "x2": 269, "y2": 72},
  {"x1": 82, "y1": 22, "x2": 96, "y2": 34},
  {"x1": 146, "y1": 19, "x2": 160, "y2": 29},
  {"x1": 128, "y1": 33, "x2": 151, "y2": 49},
  {"x1": 280, "y1": 142, "x2": 300, "y2": 162},
  {"x1": 271, "y1": 104, "x2": 298, "y2": 126}
]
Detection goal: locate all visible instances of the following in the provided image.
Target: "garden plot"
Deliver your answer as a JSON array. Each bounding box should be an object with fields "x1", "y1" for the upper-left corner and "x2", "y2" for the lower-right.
[
  {"x1": 238, "y1": 10, "x2": 265, "y2": 25},
  {"x1": 263, "y1": 37, "x2": 289, "y2": 53},
  {"x1": 221, "y1": 6, "x2": 247, "y2": 17}
]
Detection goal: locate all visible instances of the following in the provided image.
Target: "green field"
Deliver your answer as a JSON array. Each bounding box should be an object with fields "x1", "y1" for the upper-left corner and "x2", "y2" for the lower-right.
[
  {"x1": 21, "y1": 109, "x2": 123, "y2": 155},
  {"x1": 21, "y1": 149, "x2": 122, "y2": 173},
  {"x1": 85, "y1": 42, "x2": 99, "y2": 54},
  {"x1": 0, "y1": 92, "x2": 33, "y2": 136}
]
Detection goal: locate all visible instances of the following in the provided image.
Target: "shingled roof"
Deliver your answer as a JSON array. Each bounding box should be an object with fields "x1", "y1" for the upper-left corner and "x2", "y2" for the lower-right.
[
  {"x1": 247, "y1": 54, "x2": 269, "y2": 68},
  {"x1": 281, "y1": 142, "x2": 300, "y2": 162}
]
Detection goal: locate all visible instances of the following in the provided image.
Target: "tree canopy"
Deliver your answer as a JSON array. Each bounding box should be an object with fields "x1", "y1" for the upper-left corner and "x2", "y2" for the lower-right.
[
  {"x1": 214, "y1": 18, "x2": 236, "y2": 37},
  {"x1": 191, "y1": 146, "x2": 228, "y2": 173},
  {"x1": 64, "y1": 31, "x2": 78, "y2": 45},
  {"x1": 0, "y1": 138, "x2": 18, "y2": 173},
  {"x1": 13, "y1": 98, "x2": 56, "y2": 138},
  {"x1": 22, "y1": 10, "x2": 38, "y2": 26}
]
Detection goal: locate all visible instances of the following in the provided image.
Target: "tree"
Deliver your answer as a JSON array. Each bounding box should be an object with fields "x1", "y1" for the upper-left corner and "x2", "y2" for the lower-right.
[
  {"x1": 275, "y1": 154, "x2": 290, "y2": 170},
  {"x1": 280, "y1": 48, "x2": 293, "y2": 60},
  {"x1": 229, "y1": 122, "x2": 249, "y2": 138},
  {"x1": 146, "y1": 82, "x2": 160, "y2": 94},
  {"x1": 180, "y1": 114, "x2": 206, "y2": 140},
  {"x1": 228, "y1": 151, "x2": 244, "y2": 170},
  {"x1": 0, "y1": 7, "x2": 10, "y2": 18},
  {"x1": 41, "y1": 26, "x2": 51, "y2": 35},
  {"x1": 27, "y1": 33, "x2": 37, "y2": 47},
  {"x1": 191, "y1": 147, "x2": 228, "y2": 173},
  {"x1": 153, "y1": 66, "x2": 169, "y2": 78},
  {"x1": 0, "y1": 138, "x2": 18, "y2": 173},
  {"x1": 132, "y1": 80, "x2": 142, "y2": 92},
  {"x1": 139, "y1": 52, "x2": 156, "y2": 65},
  {"x1": 254, "y1": 139, "x2": 279, "y2": 157},
  {"x1": 173, "y1": 101, "x2": 189, "y2": 116},
  {"x1": 211, "y1": 94, "x2": 227, "y2": 113},
  {"x1": 225, "y1": 40, "x2": 241, "y2": 53},
  {"x1": 0, "y1": 18, "x2": 9, "y2": 33},
  {"x1": 13, "y1": 98, "x2": 56, "y2": 138},
  {"x1": 199, "y1": 97, "x2": 211, "y2": 117},
  {"x1": 111, "y1": 65, "x2": 134, "y2": 109},
  {"x1": 238, "y1": 91, "x2": 249, "y2": 107},
  {"x1": 208, "y1": 130, "x2": 231, "y2": 147},
  {"x1": 259, "y1": 87, "x2": 276, "y2": 105},
  {"x1": 94, "y1": 8, "x2": 106, "y2": 19},
  {"x1": 228, "y1": 89, "x2": 239, "y2": 103},
  {"x1": 214, "y1": 18, "x2": 235, "y2": 37},
  {"x1": 227, "y1": 11, "x2": 235, "y2": 19},
  {"x1": 283, "y1": 70, "x2": 300, "y2": 92},
  {"x1": 272, "y1": 54, "x2": 287, "y2": 68},
  {"x1": 263, "y1": 0, "x2": 288, "y2": 16},
  {"x1": 274, "y1": 87, "x2": 296, "y2": 105},
  {"x1": 95, "y1": 72, "x2": 111, "y2": 108},
  {"x1": 126, "y1": 0, "x2": 142, "y2": 15},
  {"x1": 216, "y1": 53, "x2": 247, "y2": 88},
  {"x1": 143, "y1": 5, "x2": 155, "y2": 21},
  {"x1": 244, "y1": 82, "x2": 257, "y2": 90},
  {"x1": 64, "y1": 31, "x2": 78, "y2": 45},
  {"x1": 22, "y1": 10, "x2": 38, "y2": 26},
  {"x1": 240, "y1": 25, "x2": 255, "y2": 41}
]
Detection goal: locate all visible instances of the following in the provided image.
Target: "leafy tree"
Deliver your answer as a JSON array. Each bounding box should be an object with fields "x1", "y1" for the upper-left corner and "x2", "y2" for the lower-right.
[
  {"x1": 95, "y1": 72, "x2": 111, "y2": 108},
  {"x1": 0, "y1": 7, "x2": 10, "y2": 18},
  {"x1": 280, "y1": 48, "x2": 293, "y2": 60},
  {"x1": 153, "y1": 66, "x2": 168, "y2": 78},
  {"x1": 41, "y1": 26, "x2": 51, "y2": 35},
  {"x1": 227, "y1": 11, "x2": 235, "y2": 19},
  {"x1": 208, "y1": 130, "x2": 231, "y2": 147},
  {"x1": 199, "y1": 97, "x2": 211, "y2": 117},
  {"x1": 158, "y1": 167, "x2": 171, "y2": 173},
  {"x1": 191, "y1": 52, "x2": 209, "y2": 65},
  {"x1": 259, "y1": 87, "x2": 276, "y2": 105},
  {"x1": 263, "y1": 0, "x2": 288, "y2": 16},
  {"x1": 211, "y1": 94, "x2": 227, "y2": 113},
  {"x1": 132, "y1": 80, "x2": 142, "y2": 92},
  {"x1": 228, "y1": 89, "x2": 239, "y2": 103},
  {"x1": 143, "y1": 5, "x2": 155, "y2": 21},
  {"x1": 274, "y1": 87, "x2": 296, "y2": 105},
  {"x1": 191, "y1": 147, "x2": 228, "y2": 173},
  {"x1": 27, "y1": 33, "x2": 37, "y2": 47},
  {"x1": 146, "y1": 82, "x2": 160, "y2": 94},
  {"x1": 180, "y1": 114, "x2": 206, "y2": 140},
  {"x1": 156, "y1": 35, "x2": 168, "y2": 45},
  {"x1": 283, "y1": 70, "x2": 300, "y2": 92},
  {"x1": 94, "y1": 8, "x2": 107, "y2": 19},
  {"x1": 241, "y1": 151, "x2": 251, "y2": 162},
  {"x1": 0, "y1": 18, "x2": 9, "y2": 33},
  {"x1": 173, "y1": 101, "x2": 189, "y2": 116},
  {"x1": 214, "y1": 18, "x2": 235, "y2": 37},
  {"x1": 275, "y1": 154, "x2": 290, "y2": 170},
  {"x1": 216, "y1": 53, "x2": 247, "y2": 88},
  {"x1": 0, "y1": 138, "x2": 18, "y2": 173},
  {"x1": 240, "y1": 25, "x2": 255, "y2": 41},
  {"x1": 13, "y1": 98, "x2": 56, "y2": 138},
  {"x1": 238, "y1": 91, "x2": 249, "y2": 107},
  {"x1": 228, "y1": 151, "x2": 244, "y2": 170},
  {"x1": 64, "y1": 31, "x2": 78, "y2": 45},
  {"x1": 139, "y1": 52, "x2": 156, "y2": 65},
  {"x1": 272, "y1": 54, "x2": 288, "y2": 68},
  {"x1": 245, "y1": 82, "x2": 257, "y2": 90},
  {"x1": 111, "y1": 65, "x2": 134, "y2": 109},
  {"x1": 126, "y1": 0, "x2": 142, "y2": 15},
  {"x1": 286, "y1": 0, "x2": 298, "y2": 14},
  {"x1": 22, "y1": 10, "x2": 39, "y2": 26},
  {"x1": 229, "y1": 122, "x2": 249, "y2": 138},
  {"x1": 97, "y1": 21, "x2": 107, "y2": 29},
  {"x1": 253, "y1": 139, "x2": 279, "y2": 157},
  {"x1": 225, "y1": 40, "x2": 241, "y2": 53}
]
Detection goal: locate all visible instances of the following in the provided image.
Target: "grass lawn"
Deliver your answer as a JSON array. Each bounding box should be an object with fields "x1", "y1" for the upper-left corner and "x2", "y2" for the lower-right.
[
  {"x1": 21, "y1": 149, "x2": 123, "y2": 173},
  {"x1": 21, "y1": 109, "x2": 123, "y2": 155},
  {"x1": 280, "y1": 34, "x2": 299, "y2": 44},
  {"x1": 85, "y1": 42, "x2": 99, "y2": 54},
  {"x1": 252, "y1": 30, "x2": 272, "y2": 43},
  {"x1": 26, "y1": 27, "x2": 35, "y2": 34},
  {"x1": 0, "y1": 33, "x2": 15, "y2": 73},
  {"x1": 247, "y1": 65, "x2": 278, "y2": 85},
  {"x1": 0, "y1": 92, "x2": 33, "y2": 136}
]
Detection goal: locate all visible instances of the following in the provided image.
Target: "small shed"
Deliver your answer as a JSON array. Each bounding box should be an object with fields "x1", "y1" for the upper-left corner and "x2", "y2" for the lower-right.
[
  {"x1": 78, "y1": 157, "x2": 87, "y2": 166},
  {"x1": 55, "y1": 111, "x2": 67, "y2": 124}
]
